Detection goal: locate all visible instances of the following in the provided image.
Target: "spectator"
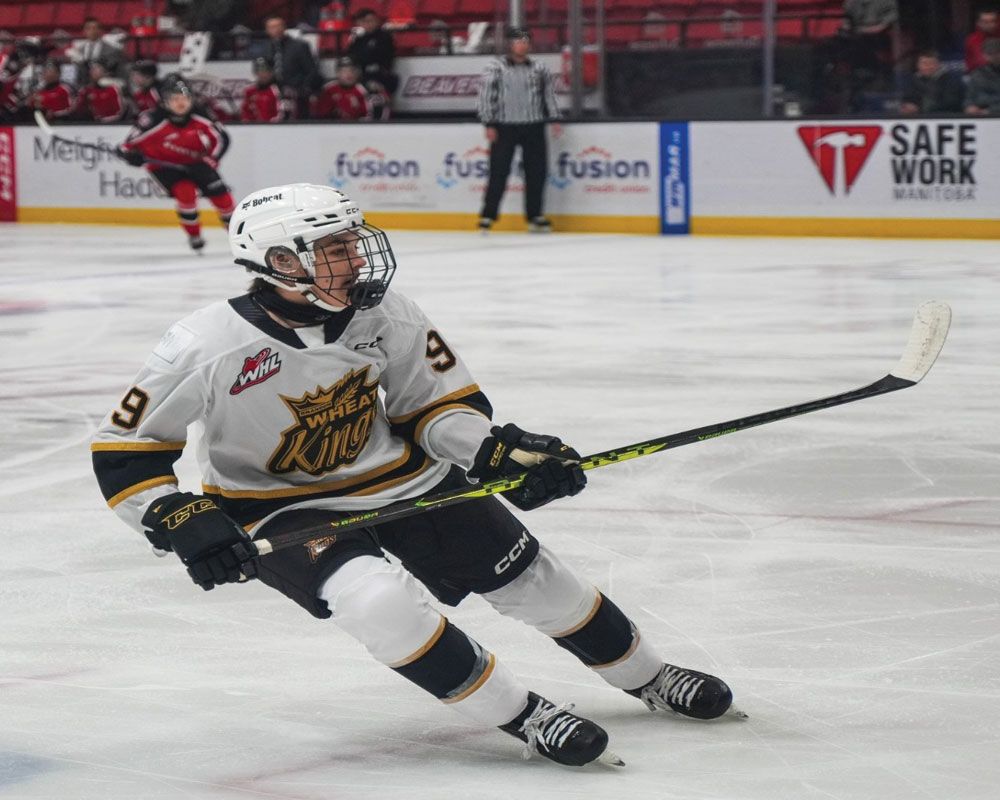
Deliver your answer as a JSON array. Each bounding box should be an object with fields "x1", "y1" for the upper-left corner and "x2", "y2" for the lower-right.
[
  {"x1": 262, "y1": 15, "x2": 320, "y2": 119},
  {"x1": 71, "y1": 18, "x2": 123, "y2": 86},
  {"x1": 75, "y1": 57, "x2": 126, "y2": 122},
  {"x1": 965, "y1": 9, "x2": 999, "y2": 73},
  {"x1": 240, "y1": 57, "x2": 287, "y2": 122},
  {"x1": 899, "y1": 51, "x2": 964, "y2": 115},
  {"x1": 843, "y1": 0, "x2": 898, "y2": 35},
  {"x1": 966, "y1": 38, "x2": 1000, "y2": 115},
  {"x1": 129, "y1": 60, "x2": 160, "y2": 115},
  {"x1": 840, "y1": 0, "x2": 898, "y2": 110},
  {"x1": 477, "y1": 27, "x2": 560, "y2": 233},
  {"x1": 313, "y1": 57, "x2": 386, "y2": 121},
  {"x1": 347, "y1": 8, "x2": 398, "y2": 96},
  {"x1": 0, "y1": 46, "x2": 24, "y2": 120},
  {"x1": 30, "y1": 59, "x2": 74, "y2": 120}
]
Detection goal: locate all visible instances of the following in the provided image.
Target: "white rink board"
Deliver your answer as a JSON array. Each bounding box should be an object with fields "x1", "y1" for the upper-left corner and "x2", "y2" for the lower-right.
[
  {"x1": 15, "y1": 122, "x2": 659, "y2": 220},
  {"x1": 691, "y1": 119, "x2": 1000, "y2": 220}
]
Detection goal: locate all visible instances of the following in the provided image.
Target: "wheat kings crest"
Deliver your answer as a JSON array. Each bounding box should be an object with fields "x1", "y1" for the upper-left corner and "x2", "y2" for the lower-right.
[{"x1": 267, "y1": 367, "x2": 381, "y2": 476}]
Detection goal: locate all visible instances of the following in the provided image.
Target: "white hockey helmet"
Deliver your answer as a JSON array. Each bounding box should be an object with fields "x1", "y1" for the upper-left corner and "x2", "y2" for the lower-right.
[{"x1": 229, "y1": 183, "x2": 396, "y2": 311}]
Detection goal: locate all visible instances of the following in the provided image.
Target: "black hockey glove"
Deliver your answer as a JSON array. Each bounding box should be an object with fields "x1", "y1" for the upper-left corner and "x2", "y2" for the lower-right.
[
  {"x1": 116, "y1": 146, "x2": 145, "y2": 167},
  {"x1": 141, "y1": 492, "x2": 257, "y2": 591},
  {"x1": 468, "y1": 423, "x2": 587, "y2": 511}
]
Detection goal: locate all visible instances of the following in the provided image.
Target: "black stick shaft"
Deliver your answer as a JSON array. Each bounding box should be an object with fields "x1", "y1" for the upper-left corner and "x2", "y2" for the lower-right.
[{"x1": 252, "y1": 372, "x2": 912, "y2": 557}]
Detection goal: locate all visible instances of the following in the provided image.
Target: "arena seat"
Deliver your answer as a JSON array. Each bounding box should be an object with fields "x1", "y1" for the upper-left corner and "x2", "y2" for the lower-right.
[
  {"x1": 87, "y1": 2, "x2": 123, "y2": 26},
  {"x1": 419, "y1": 0, "x2": 458, "y2": 21},
  {"x1": 56, "y1": 1, "x2": 90, "y2": 30},
  {"x1": 23, "y1": 4, "x2": 56, "y2": 31}
]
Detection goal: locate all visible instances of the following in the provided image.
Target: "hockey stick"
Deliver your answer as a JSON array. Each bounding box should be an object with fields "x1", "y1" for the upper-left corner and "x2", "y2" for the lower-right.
[
  {"x1": 250, "y1": 301, "x2": 951, "y2": 558},
  {"x1": 33, "y1": 110, "x2": 186, "y2": 171}
]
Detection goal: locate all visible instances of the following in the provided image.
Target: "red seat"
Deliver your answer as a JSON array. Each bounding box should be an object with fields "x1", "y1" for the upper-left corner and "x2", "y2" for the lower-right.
[
  {"x1": 605, "y1": 23, "x2": 642, "y2": 48},
  {"x1": 0, "y1": 6, "x2": 24, "y2": 31},
  {"x1": 87, "y1": 2, "x2": 123, "y2": 26},
  {"x1": 419, "y1": 0, "x2": 457, "y2": 19},
  {"x1": 56, "y1": 1, "x2": 89, "y2": 29},
  {"x1": 23, "y1": 4, "x2": 57, "y2": 29},
  {"x1": 455, "y1": 0, "x2": 495, "y2": 19}
]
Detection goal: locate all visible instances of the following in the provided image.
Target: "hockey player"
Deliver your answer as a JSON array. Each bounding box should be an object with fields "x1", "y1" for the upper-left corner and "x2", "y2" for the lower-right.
[
  {"x1": 117, "y1": 74, "x2": 235, "y2": 252},
  {"x1": 240, "y1": 58, "x2": 287, "y2": 123},
  {"x1": 29, "y1": 60, "x2": 74, "y2": 120},
  {"x1": 128, "y1": 60, "x2": 160, "y2": 115},
  {"x1": 76, "y1": 57, "x2": 126, "y2": 122},
  {"x1": 312, "y1": 57, "x2": 386, "y2": 121},
  {"x1": 92, "y1": 184, "x2": 737, "y2": 768}
]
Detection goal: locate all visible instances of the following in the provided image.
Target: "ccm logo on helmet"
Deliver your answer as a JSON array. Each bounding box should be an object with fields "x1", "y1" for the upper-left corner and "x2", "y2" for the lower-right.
[
  {"x1": 495, "y1": 531, "x2": 531, "y2": 575},
  {"x1": 241, "y1": 193, "x2": 284, "y2": 210}
]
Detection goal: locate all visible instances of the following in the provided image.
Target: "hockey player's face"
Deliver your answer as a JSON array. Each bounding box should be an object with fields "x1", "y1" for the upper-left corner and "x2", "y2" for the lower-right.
[
  {"x1": 166, "y1": 93, "x2": 192, "y2": 116},
  {"x1": 311, "y1": 233, "x2": 366, "y2": 307}
]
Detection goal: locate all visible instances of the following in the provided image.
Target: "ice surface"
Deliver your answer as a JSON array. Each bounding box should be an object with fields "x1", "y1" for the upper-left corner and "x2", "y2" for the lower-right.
[{"x1": 1, "y1": 224, "x2": 998, "y2": 799}]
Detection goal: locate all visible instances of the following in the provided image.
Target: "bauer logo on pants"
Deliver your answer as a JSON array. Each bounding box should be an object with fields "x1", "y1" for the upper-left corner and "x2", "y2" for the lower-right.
[{"x1": 268, "y1": 367, "x2": 380, "y2": 476}]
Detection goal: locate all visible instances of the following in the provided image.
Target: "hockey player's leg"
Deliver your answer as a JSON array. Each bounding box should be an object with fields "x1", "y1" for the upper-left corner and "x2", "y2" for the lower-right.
[
  {"x1": 481, "y1": 547, "x2": 735, "y2": 720},
  {"x1": 318, "y1": 555, "x2": 615, "y2": 766},
  {"x1": 191, "y1": 163, "x2": 235, "y2": 231},
  {"x1": 170, "y1": 179, "x2": 203, "y2": 251},
  {"x1": 208, "y1": 192, "x2": 235, "y2": 230}
]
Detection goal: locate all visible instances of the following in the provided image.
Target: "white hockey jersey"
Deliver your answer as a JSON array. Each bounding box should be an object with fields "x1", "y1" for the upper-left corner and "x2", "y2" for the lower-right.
[{"x1": 92, "y1": 290, "x2": 494, "y2": 533}]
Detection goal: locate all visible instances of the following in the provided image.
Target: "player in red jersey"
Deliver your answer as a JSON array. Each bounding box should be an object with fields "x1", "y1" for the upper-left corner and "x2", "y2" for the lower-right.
[
  {"x1": 128, "y1": 60, "x2": 160, "y2": 116},
  {"x1": 240, "y1": 58, "x2": 286, "y2": 123},
  {"x1": 118, "y1": 74, "x2": 236, "y2": 252},
  {"x1": 29, "y1": 60, "x2": 74, "y2": 120},
  {"x1": 76, "y1": 58, "x2": 126, "y2": 122},
  {"x1": 312, "y1": 57, "x2": 386, "y2": 121}
]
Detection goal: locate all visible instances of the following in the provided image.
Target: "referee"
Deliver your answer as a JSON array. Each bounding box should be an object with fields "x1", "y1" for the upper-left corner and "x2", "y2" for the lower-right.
[{"x1": 477, "y1": 27, "x2": 561, "y2": 232}]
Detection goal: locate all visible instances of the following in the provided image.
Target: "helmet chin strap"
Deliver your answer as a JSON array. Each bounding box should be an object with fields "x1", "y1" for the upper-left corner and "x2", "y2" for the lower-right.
[{"x1": 253, "y1": 284, "x2": 344, "y2": 325}]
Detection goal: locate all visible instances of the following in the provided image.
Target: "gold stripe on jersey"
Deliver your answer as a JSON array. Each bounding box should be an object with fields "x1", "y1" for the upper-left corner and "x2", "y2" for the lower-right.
[
  {"x1": 412, "y1": 403, "x2": 489, "y2": 443},
  {"x1": 388, "y1": 384, "x2": 482, "y2": 424},
  {"x1": 202, "y1": 442, "x2": 426, "y2": 500},
  {"x1": 91, "y1": 440, "x2": 186, "y2": 452},
  {"x1": 107, "y1": 475, "x2": 179, "y2": 508},
  {"x1": 388, "y1": 615, "x2": 448, "y2": 668}
]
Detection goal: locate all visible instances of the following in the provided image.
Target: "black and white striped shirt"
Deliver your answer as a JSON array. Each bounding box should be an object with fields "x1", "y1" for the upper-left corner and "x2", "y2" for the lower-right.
[{"x1": 477, "y1": 57, "x2": 561, "y2": 125}]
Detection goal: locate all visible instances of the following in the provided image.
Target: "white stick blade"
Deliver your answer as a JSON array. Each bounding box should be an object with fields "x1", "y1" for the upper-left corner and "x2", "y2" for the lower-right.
[
  {"x1": 33, "y1": 109, "x2": 54, "y2": 138},
  {"x1": 889, "y1": 301, "x2": 951, "y2": 384}
]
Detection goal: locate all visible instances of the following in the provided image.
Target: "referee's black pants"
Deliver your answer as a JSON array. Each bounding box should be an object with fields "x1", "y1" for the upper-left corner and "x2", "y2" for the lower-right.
[{"x1": 480, "y1": 122, "x2": 548, "y2": 222}]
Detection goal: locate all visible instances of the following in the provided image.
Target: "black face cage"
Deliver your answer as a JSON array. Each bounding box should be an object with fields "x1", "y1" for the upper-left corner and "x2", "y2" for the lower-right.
[
  {"x1": 340, "y1": 223, "x2": 397, "y2": 311},
  {"x1": 234, "y1": 222, "x2": 397, "y2": 311}
]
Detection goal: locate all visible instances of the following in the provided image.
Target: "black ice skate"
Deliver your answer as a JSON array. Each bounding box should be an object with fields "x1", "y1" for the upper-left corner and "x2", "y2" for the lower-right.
[
  {"x1": 500, "y1": 692, "x2": 624, "y2": 767},
  {"x1": 188, "y1": 235, "x2": 205, "y2": 253},
  {"x1": 478, "y1": 217, "x2": 493, "y2": 232},
  {"x1": 527, "y1": 216, "x2": 552, "y2": 233},
  {"x1": 627, "y1": 663, "x2": 745, "y2": 720}
]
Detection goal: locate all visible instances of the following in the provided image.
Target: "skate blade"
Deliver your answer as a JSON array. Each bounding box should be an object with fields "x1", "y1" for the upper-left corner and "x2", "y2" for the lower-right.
[
  {"x1": 727, "y1": 704, "x2": 749, "y2": 720},
  {"x1": 597, "y1": 748, "x2": 626, "y2": 768}
]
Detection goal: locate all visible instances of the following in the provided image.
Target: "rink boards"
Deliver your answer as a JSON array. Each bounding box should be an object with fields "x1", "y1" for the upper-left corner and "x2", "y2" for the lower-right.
[{"x1": 3, "y1": 118, "x2": 999, "y2": 238}]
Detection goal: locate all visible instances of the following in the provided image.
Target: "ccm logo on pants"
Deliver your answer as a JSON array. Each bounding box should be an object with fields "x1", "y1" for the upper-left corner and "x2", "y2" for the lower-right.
[{"x1": 495, "y1": 531, "x2": 531, "y2": 575}]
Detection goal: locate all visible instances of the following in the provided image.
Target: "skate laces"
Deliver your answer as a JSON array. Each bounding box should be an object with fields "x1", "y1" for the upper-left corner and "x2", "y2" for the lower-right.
[
  {"x1": 641, "y1": 664, "x2": 705, "y2": 712},
  {"x1": 517, "y1": 697, "x2": 583, "y2": 760}
]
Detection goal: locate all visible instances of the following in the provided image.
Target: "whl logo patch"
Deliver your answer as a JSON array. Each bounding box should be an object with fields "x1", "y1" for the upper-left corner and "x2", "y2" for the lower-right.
[
  {"x1": 231, "y1": 347, "x2": 282, "y2": 395},
  {"x1": 797, "y1": 126, "x2": 882, "y2": 196}
]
